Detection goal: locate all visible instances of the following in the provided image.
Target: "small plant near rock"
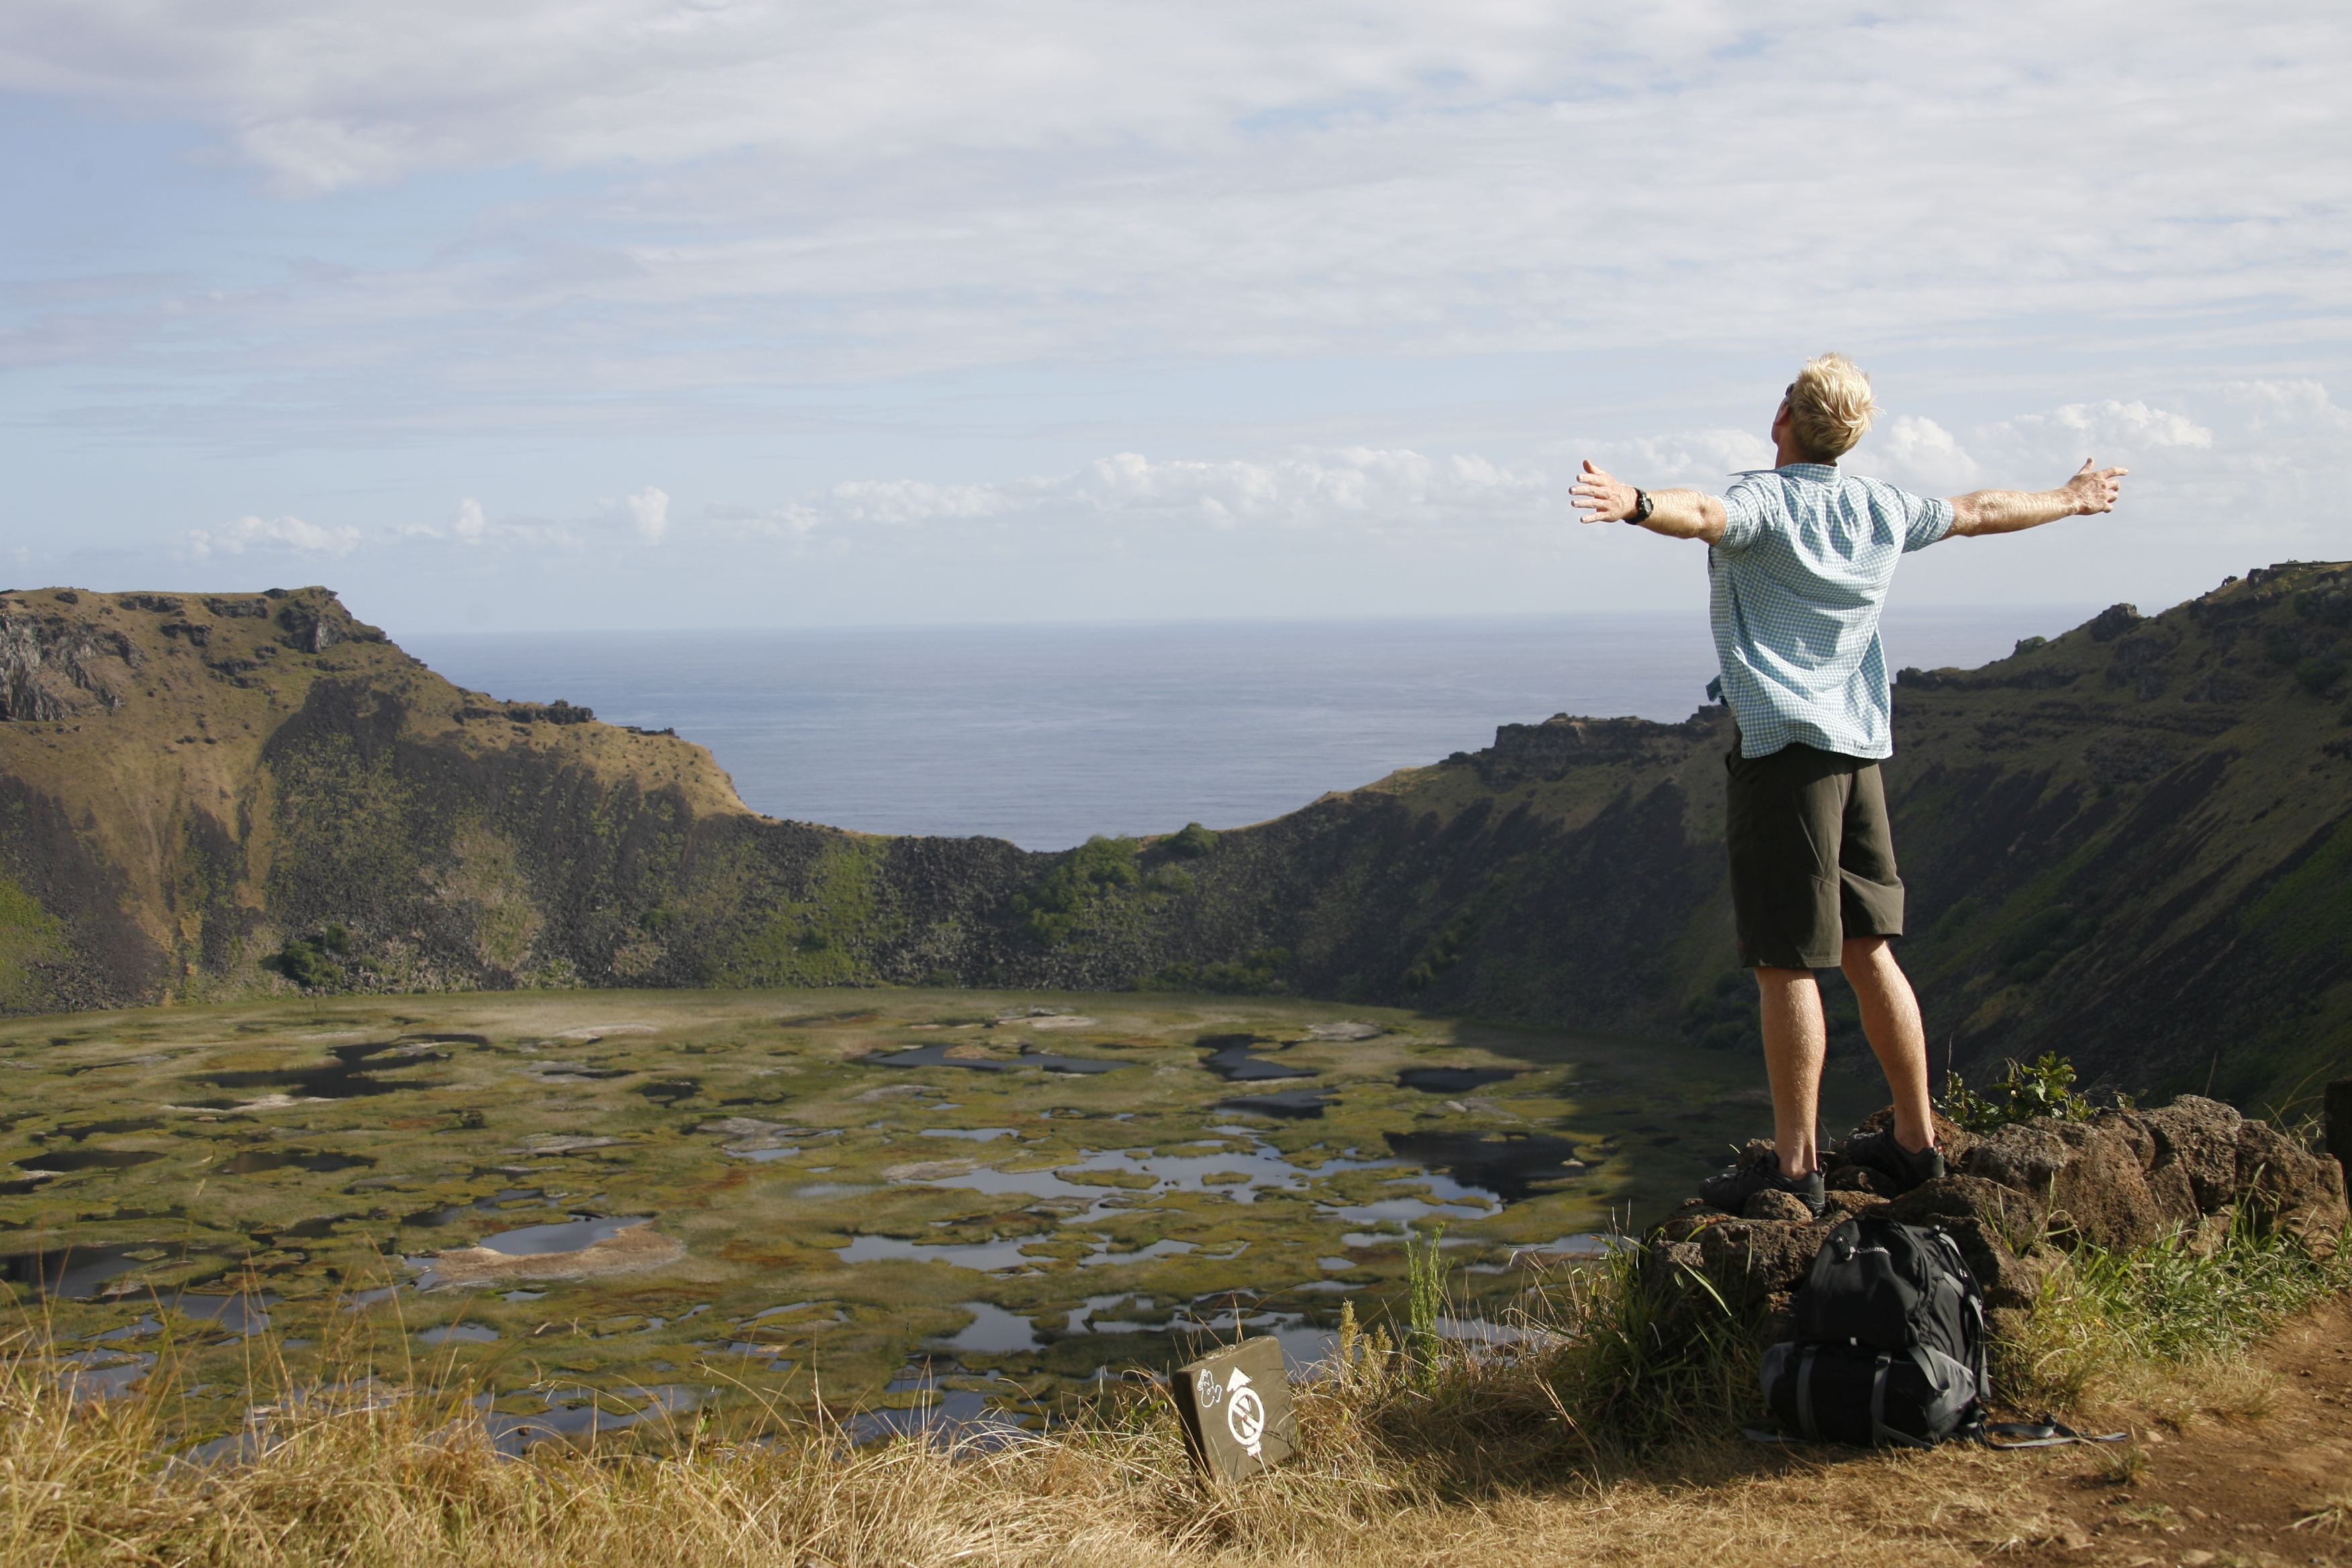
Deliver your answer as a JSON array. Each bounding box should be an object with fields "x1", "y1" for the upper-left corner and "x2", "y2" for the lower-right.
[
  {"x1": 2294, "y1": 1495, "x2": 2352, "y2": 1536},
  {"x1": 2094, "y1": 1438, "x2": 2150, "y2": 1487},
  {"x1": 1938, "y1": 1051, "x2": 2095, "y2": 1132}
]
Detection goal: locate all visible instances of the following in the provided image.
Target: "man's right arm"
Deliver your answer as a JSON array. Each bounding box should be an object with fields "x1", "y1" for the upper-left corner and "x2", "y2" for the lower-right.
[{"x1": 1948, "y1": 459, "x2": 2128, "y2": 537}]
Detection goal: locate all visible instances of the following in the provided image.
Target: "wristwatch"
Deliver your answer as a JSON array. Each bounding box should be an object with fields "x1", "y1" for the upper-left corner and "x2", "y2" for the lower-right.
[{"x1": 1629, "y1": 489, "x2": 1655, "y2": 525}]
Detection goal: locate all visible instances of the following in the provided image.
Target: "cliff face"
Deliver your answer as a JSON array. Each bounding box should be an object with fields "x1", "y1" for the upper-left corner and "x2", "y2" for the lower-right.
[
  {"x1": 0, "y1": 587, "x2": 1048, "y2": 1008},
  {"x1": 1, "y1": 567, "x2": 2346, "y2": 1106}
]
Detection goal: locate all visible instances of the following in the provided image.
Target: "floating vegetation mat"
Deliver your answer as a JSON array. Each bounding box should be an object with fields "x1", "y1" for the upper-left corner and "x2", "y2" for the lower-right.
[{"x1": 0, "y1": 989, "x2": 1881, "y2": 1442}]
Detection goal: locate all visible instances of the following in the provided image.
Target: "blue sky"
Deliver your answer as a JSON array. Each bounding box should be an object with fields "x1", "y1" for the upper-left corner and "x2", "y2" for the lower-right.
[{"x1": 2, "y1": 0, "x2": 2347, "y2": 634}]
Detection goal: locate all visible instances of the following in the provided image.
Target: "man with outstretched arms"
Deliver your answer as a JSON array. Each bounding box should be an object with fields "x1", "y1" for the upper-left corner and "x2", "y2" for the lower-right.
[{"x1": 1570, "y1": 354, "x2": 2126, "y2": 1214}]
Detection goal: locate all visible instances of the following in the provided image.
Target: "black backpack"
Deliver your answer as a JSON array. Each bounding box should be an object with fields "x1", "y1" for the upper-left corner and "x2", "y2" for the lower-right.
[{"x1": 1759, "y1": 1214, "x2": 1988, "y2": 1448}]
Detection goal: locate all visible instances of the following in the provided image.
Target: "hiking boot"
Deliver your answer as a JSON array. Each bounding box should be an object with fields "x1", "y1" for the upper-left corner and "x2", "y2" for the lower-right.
[
  {"x1": 1698, "y1": 1151, "x2": 1824, "y2": 1219},
  {"x1": 1841, "y1": 1128, "x2": 1945, "y2": 1195}
]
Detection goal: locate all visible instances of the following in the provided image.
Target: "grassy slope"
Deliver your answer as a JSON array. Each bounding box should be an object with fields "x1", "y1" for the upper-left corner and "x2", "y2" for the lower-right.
[
  {"x1": 1, "y1": 569, "x2": 2347, "y2": 1106},
  {"x1": 1111, "y1": 562, "x2": 2352, "y2": 1105}
]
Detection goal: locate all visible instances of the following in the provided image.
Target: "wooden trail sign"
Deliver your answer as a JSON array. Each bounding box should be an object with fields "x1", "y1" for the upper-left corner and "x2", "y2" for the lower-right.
[{"x1": 1170, "y1": 1336, "x2": 1296, "y2": 1481}]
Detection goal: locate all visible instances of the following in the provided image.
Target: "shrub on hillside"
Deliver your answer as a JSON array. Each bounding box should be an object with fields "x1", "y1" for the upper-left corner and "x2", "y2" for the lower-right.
[
  {"x1": 1162, "y1": 821, "x2": 1219, "y2": 859},
  {"x1": 271, "y1": 936, "x2": 342, "y2": 989},
  {"x1": 2296, "y1": 656, "x2": 2345, "y2": 695},
  {"x1": 1011, "y1": 835, "x2": 1140, "y2": 946},
  {"x1": 1133, "y1": 946, "x2": 1291, "y2": 994}
]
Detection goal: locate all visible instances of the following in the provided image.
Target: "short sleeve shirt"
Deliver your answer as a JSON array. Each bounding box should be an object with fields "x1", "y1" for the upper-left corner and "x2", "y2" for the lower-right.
[{"x1": 1710, "y1": 462, "x2": 1953, "y2": 761}]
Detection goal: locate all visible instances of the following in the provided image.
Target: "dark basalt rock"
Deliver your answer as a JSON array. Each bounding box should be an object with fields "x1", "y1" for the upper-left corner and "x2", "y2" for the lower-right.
[
  {"x1": 2116, "y1": 1095, "x2": 2243, "y2": 1217},
  {"x1": 2235, "y1": 1115, "x2": 2349, "y2": 1247},
  {"x1": 1472, "y1": 711, "x2": 1728, "y2": 789},
  {"x1": 1687, "y1": 1215, "x2": 1836, "y2": 1308},
  {"x1": 1638, "y1": 1093, "x2": 2349, "y2": 1352},
  {"x1": 460, "y1": 699, "x2": 596, "y2": 726},
  {"x1": 2089, "y1": 603, "x2": 2146, "y2": 641},
  {"x1": 275, "y1": 591, "x2": 386, "y2": 654},
  {"x1": 1742, "y1": 1189, "x2": 1817, "y2": 1223},
  {"x1": 1956, "y1": 1117, "x2": 2169, "y2": 1250}
]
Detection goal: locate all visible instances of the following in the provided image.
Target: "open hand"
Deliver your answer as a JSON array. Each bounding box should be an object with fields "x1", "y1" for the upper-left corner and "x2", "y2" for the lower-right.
[
  {"x1": 2062, "y1": 459, "x2": 2129, "y2": 515},
  {"x1": 1571, "y1": 460, "x2": 1636, "y2": 524}
]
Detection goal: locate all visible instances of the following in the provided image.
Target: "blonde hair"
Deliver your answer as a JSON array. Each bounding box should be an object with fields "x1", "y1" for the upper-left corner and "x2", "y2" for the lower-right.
[{"x1": 1785, "y1": 352, "x2": 1882, "y2": 462}]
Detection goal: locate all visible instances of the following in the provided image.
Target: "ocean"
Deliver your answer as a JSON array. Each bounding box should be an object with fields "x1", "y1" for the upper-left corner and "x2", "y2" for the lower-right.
[{"x1": 405, "y1": 606, "x2": 2089, "y2": 850}]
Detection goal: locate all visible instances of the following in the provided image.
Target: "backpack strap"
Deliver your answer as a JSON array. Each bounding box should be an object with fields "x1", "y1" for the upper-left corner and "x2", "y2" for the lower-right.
[
  {"x1": 1796, "y1": 1346, "x2": 1820, "y2": 1442},
  {"x1": 1867, "y1": 1352, "x2": 1934, "y2": 1450},
  {"x1": 1940, "y1": 1228, "x2": 1992, "y2": 1404},
  {"x1": 1978, "y1": 1418, "x2": 2130, "y2": 1449}
]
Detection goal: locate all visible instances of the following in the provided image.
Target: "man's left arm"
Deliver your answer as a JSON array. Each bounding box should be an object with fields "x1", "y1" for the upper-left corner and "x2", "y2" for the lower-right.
[
  {"x1": 1571, "y1": 461, "x2": 1727, "y2": 544},
  {"x1": 1947, "y1": 460, "x2": 2128, "y2": 537}
]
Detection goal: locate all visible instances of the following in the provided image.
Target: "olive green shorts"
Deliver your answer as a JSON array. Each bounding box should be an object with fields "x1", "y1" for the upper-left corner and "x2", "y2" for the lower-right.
[{"x1": 1724, "y1": 738, "x2": 1906, "y2": 970}]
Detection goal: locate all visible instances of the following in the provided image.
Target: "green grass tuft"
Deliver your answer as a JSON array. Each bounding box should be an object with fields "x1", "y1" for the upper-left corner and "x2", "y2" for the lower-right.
[{"x1": 2000, "y1": 1215, "x2": 2352, "y2": 1411}]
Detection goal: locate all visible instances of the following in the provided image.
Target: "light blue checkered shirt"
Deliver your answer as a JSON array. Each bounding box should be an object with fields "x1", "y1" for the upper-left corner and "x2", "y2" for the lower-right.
[{"x1": 1710, "y1": 462, "x2": 1953, "y2": 761}]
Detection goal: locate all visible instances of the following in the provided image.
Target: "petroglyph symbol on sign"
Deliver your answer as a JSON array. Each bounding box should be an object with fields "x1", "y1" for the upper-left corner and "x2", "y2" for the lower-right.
[{"x1": 1223, "y1": 1367, "x2": 1267, "y2": 1457}]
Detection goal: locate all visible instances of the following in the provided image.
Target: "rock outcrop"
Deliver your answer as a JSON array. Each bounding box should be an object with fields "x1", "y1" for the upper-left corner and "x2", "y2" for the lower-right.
[{"x1": 1641, "y1": 1095, "x2": 2348, "y2": 1342}]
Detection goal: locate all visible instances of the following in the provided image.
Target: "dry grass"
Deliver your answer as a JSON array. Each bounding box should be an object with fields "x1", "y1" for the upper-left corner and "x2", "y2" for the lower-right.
[
  {"x1": 7, "y1": 1229, "x2": 2343, "y2": 1568},
  {"x1": 0, "y1": 1356, "x2": 2071, "y2": 1568}
]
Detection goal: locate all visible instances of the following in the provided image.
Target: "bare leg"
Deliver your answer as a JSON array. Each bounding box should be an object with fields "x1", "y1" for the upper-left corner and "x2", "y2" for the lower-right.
[
  {"x1": 1841, "y1": 936, "x2": 1935, "y2": 1152},
  {"x1": 1754, "y1": 967, "x2": 1826, "y2": 1177}
]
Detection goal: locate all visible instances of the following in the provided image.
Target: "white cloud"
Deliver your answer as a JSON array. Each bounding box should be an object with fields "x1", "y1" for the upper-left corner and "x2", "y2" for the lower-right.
[
  {"x1": 2222, "y1": 379, "x2": 2352, "y2": 442},
  {"x1": 2, "y1": 0, "x2": 2347, "y2": 422},
  {"x1": 0, "y1": 1, "x2": 1619, "y2": 193},
  {"x1": 813, "y1": 448, "x2": 1553, "y2": 539},
  {"x1": 626, "y1": 486, "x2": 670, "y2": 544},
  {"x1": 1865, "y1": 416, "x2": 1981, "y2": 495},
  {"x1": 453, "y1": 497, "x2": 485, "y2": 540},
  {"x1": 1853, "y1": 401, "x2": 2216, "y2": 498},
  {"x1": 1567, "y1": 430, "x2": 1777, "y2": 487},
  {"x1": 100, "y1": 375, "x2": 2352, "y2": 630},
  {"x1": 184, "y1": 514, "x2": 362, "y2": 558},
  {"x1": 1973, "y1": 401, "x2": 2214, "y2": 473}
]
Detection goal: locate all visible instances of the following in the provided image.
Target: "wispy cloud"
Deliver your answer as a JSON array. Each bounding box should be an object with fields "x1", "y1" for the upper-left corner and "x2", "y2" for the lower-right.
[
  {"x1": 815, "y1": 450, "x2": 1552, "y2": 536},
  {"x1": 183, "y1": 514, "x2": 362, "y2": 558},
  {"x1": 3, "y1": 2, "x2": 2347, "y2": 419},
  {"x1": 1867, "y1": 401, "x2": 2217, "y2": 496},
  {"x1": 335, "y1": 386, "x2": 2347, "y2": 562}
]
